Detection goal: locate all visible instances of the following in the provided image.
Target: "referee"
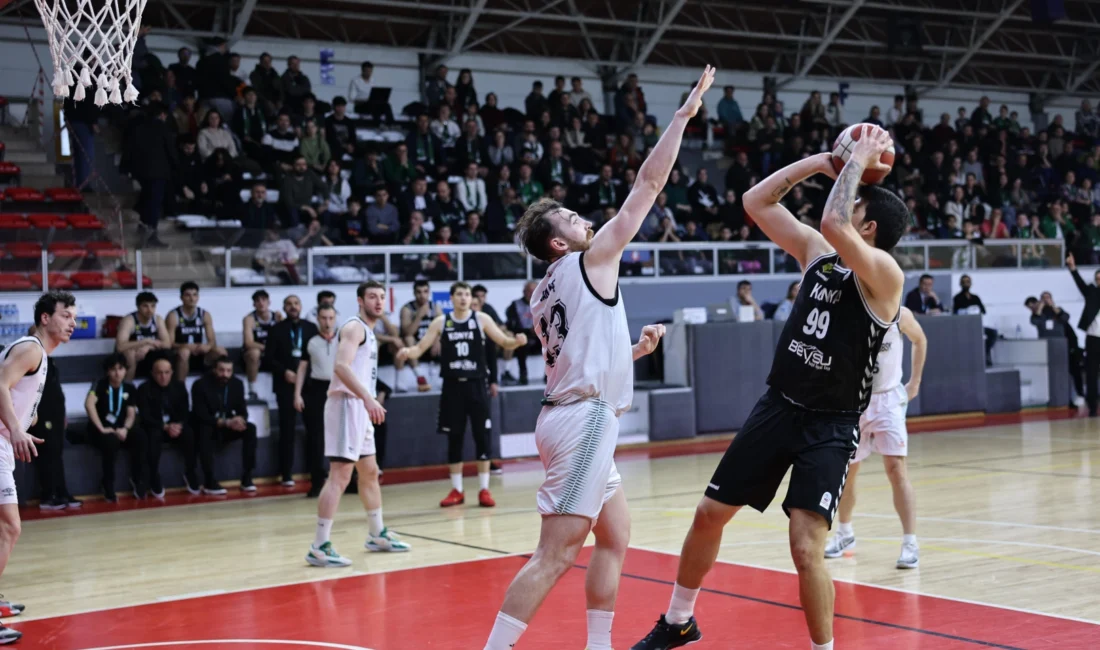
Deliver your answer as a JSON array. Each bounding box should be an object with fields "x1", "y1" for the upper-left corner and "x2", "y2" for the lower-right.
[
  {"x1": 397, "y1": 282, "x2": 526, "y2": 508},
  {"x1": 294, "y1": 304, "x2": 339, "y2": 498}
]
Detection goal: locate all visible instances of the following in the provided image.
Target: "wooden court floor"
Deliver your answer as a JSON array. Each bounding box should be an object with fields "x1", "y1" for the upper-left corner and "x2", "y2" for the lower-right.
[{"x1": 7, "y1": 414, "x2": 1100, "y2": 648}]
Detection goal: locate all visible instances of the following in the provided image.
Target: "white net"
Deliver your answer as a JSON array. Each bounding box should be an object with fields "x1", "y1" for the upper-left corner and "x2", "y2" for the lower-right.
[{"x1": 34, "y1": 0, "x2": 150, "y2": 106}]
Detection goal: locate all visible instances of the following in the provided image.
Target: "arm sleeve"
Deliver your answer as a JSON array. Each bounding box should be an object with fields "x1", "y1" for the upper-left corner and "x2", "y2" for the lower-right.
[{"x1": 191, "y1": 381, "x2": 216, "y2": 427}]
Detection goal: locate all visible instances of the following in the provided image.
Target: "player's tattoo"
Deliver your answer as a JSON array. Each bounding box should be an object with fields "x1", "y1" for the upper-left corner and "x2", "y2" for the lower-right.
[
  {"x1": 771, "y1": 176, "x2": 794, "y2": 199},
  {"x1": 824, "y1": 161, "x2": 864, "y2": 226}
]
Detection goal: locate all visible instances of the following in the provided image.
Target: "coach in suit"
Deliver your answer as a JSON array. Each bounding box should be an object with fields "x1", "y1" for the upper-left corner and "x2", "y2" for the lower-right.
[
  {"x1": 1067, "y1": 253, "x2": 1100, "y2": 417},
  {"x1": 264, "y1": 295, "x2": 319, "y2": 484}
]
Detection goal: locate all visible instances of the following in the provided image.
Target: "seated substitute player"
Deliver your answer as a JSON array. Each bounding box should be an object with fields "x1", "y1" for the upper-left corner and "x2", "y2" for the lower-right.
[
  {"x1": 242, "y1": 289, "x2": 282, "y2": 398},
  {"x1": 166, "y1": 281, "x2": 229, "y2": 382},
  {"x1": 399, "y1": 280, "x2": 443, "y2": 392},
  {"x1": 825, "y1": 306, "x2": 926, "y2": 569},
  {"x1": 396, "y1": 282, "x2": 527, "y2": 508},
  {"x1": 115, "y1": 291, "x2": 171, "y2": 381},
  {"x1": 633, "y1": 126, "x2": 907, "y2": 650}
]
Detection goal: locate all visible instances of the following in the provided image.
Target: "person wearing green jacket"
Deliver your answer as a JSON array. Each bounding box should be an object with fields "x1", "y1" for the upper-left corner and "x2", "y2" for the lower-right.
[{"x1": 299, "y1": 120, "x2": 331, "y2": 175}]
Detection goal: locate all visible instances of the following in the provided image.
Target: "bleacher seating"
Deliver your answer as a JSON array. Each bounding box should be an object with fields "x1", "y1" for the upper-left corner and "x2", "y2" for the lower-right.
[
  {"x1": 0, "y1": 161, "x2": 19, "y2": 184},
  {"x1": 0, "y1": 272, "x2": 33, "y2": 290},
  {"x1": 28, "y1": 212, "x2": 68, "y2": 229}
]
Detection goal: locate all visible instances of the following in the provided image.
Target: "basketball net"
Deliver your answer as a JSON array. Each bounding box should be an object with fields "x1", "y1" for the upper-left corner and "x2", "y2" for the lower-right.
[{"x1": 34, "y1": 0, "x2": 149, "y2": 106}]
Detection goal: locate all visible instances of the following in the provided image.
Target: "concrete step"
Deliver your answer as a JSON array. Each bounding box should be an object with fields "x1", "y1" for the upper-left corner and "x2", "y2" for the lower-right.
[
  {"x1": 13, "y1": 162, "x2": 55, "y2": 177},
  {"x1": 5, "y1": 150, "x2": 48, "y2": 164},
  {"x1": 18, "y1": 173, "x2": 64, "y2": 190},
  {"x1": 0, "y1": 138, "x2": 42, "y2": 153}
]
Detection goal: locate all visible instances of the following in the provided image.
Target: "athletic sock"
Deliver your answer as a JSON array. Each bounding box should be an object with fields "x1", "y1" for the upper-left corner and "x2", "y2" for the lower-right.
[
  {"x1": 314, "y1": 518, "x2": 333, "y2": 547},
  {"x1": 485, "y1": 611, "x2": 527, "y2": 650},
  {"x1": 366, "y1": 508, "x2": 384, "y2": 537},
  {"x1": 478, "y1": 472, "x2": 490, "y2": 491},
  {"x1": 903, "y1": 534, "x2": 918, "y2": 546},
  {"x1": 838, "y1": 522, "x2": 854, "y2": 537},
  {"x1": 666, "y1": 583, "x2": 700, "y2": 625},
  {"x1": 451, "y1": 473, "x2": 464, "y2": 493},
  {"x1": 811, "y1": 640, "x2": 834, "y2": 650},
  {"x1": 586, "y1": 610, "x2": 614, "y2": 650}
]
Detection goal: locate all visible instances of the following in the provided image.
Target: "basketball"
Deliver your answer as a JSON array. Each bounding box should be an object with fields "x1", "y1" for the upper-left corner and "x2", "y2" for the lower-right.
[{"x1": 831, "y1": 123, "x2": 895, "y2": 185}]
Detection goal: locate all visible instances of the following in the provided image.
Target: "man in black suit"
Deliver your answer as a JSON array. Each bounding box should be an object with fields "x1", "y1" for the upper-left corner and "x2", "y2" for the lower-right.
[
  {"x1": 191, "y1": 356, "x2": 258, "y2": 494},
  {"x1": 904, "y1": 274, "x2": 943, "y2": 315},
  {"x1": 264, "y1": 294, "x2": 319, "y2": 484},
  {"x1": 136, "y1": 357, "x2": 195, "y2": 498},
  {"x1": 128, "y1": 102, "x2": 178, "y2": 248},
  {"x1": 1067, "y1": 253, "x2": 1100, "y2": 416},
  {"x1": 952, "y1": 274, "x2": 997, "y2": 366}
]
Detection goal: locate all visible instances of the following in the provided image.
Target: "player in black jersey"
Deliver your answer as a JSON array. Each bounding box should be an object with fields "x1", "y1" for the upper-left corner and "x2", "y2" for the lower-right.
[
  {"x1": 397, "y1": 282, "x2": 526, "y2": 508},
  {"x1": 633, "y1": 126, "x2": 907, "y2": 650},
  {"x1": 398, "y1": 280, "x2": 444, "y2": 392},
  {"x1": 241, "y1": 289, "x2": 283, "y2": 398},
  {"x1": 115, "y1": 291, "x2": 171, "y2": 381},
  {"x1": 165, "y1": 282, "x2": 228, "y2": 382}
]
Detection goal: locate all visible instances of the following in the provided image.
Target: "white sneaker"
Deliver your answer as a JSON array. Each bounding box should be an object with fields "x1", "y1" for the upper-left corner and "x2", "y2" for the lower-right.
[
  {"x1": 824, "y1": 533, "x2": 856, "y2": 558},
  {"x1": 365, "y1": 528, "x2": 411, "y2": 552},
  {"x1": 896, "y1": 542, "x2": 920, "y2": 569},
  {"x1": 306, "y1": 541, "x2": 353, "y2": 568}
]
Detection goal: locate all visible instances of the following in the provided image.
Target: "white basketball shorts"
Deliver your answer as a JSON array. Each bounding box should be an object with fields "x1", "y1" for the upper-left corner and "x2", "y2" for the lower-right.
[
  {"x1": 535, "y1": 399, "x2": 621, "y2": 522},
  {"x1": 0, "y1": 437, "x2": 16, "y2": 505},
  {"x1": 855, "y1": 384, "x2": 909, "y2": 463},
  {"x1": 324, "y1": 394, "x2": 376, "y2": 462}
]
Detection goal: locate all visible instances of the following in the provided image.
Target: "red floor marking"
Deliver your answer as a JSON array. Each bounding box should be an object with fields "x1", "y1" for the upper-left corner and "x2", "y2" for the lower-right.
[{"x1": 10, "y1": 548, "x2": 1096, "y2": 649}]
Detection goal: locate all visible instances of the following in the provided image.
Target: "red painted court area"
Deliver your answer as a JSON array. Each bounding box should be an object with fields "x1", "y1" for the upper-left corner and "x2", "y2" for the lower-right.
[{"x1": 12, "y1": 548, "x2": 1097, "y2": 650}]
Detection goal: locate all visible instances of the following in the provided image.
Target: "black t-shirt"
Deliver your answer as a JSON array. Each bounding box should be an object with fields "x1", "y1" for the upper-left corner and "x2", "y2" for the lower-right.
[
  {"x1": 768, "y1": 253, "x2": 895, "y2": 413},
  {"x1": 952, "y1": 292, "x2": 986, "y2": 314},
  {"x1": 173, "y1": 306, "x2": 206, "y2": 344},
  {"x1": 130, "y1": 312, "x2": 158, "y2": 341},
  {"x1": 440, "y1": 313, "x2": 487, "y2": 380},
  {"x1": 90, "y1": 380, "x2": 137, "y2": 428},
  {"x1": 251, "y1": 310, "x2": 277, "y2": 344}
]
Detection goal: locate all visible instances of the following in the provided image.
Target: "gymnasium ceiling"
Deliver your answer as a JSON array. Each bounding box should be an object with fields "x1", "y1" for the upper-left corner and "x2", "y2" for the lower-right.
[{"x1": 4, "y1": 0, "x2": 1100, "y2": 96}]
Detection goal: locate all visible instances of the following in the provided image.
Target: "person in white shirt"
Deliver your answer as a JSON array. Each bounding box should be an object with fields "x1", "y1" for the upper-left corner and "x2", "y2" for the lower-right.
[
  {"x1": 347, "y1": 61, "x2": 374, "y2": 105},
  {"x1": 431, "y1": 104, "x2": 461, "y2": 150},
  {"x1": 570, "y1": 76, "x2": 593, "y2": 108},
  {"x1": 885, "y1": 95, "x2": 904, "y2": 126},
  {"x1": 457, "y1": 162, "x2": 488, "y2": 214},
  {"x1": 825, "y1": 92, "x2": 845, "y2": 130}
]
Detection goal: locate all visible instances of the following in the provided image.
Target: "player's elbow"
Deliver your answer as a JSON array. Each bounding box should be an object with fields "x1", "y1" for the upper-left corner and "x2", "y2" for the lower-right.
[{"x1": 742, "y1": 183, "x2": 766, "y2": 209}]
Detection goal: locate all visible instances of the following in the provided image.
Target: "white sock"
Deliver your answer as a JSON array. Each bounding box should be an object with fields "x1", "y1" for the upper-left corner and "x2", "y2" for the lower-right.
[
  {"x1": 586, "y1": 609, "x2": 614, "y2": 650},
  {"x1": 837, "y1": 522, "x2": 854, "y2": 537},
  {"x1": 366, "y1": 508, "x2": 384, "y2": 537},
  {"x1": 479, "y1": 472, "x2": 490, "y2": 491},
  {"x1": 451, "y1": 473, "x2": 464, "y2": 493},
  {"x1": 811, "y1": 640, "x2": 833, "y2": 650},
  {"x1": 666, "y1": 583, "x2": 700, "y2": 625},
  {"x1": 314, "y1": 517, "x2": 333, "y2": 547},
  {"x1": 485, "y1": 611, "x2": 527, "y2": 650},
  {"x1": 903, "y1": 534, "x2": 918, "y2": 546}
]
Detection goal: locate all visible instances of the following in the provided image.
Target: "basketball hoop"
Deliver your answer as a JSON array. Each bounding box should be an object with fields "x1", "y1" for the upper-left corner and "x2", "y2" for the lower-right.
[{"x1": 34, "y1": 0, "x2": 150, "y2": 106}]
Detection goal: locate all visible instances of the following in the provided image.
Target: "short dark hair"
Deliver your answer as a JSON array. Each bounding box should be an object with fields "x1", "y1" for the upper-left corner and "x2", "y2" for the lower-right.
[
  {"x1": 317, "y1": 304, "x2": 337, "y2": 316},
  {"x1": 34, "y1": 290, "x2": 76, "y2": 327},
  {"x1": 1024, "y1": 296, "x2": 1039, "y2": 306},
  {"x1": 413, "y1": 279, "x2": 430, "y2": 291},
  {"x1": 357, "y1": 281, "x2": 384, "y2": 298},
  {"x1": 317, "y1": 290, "x2": 336, "y2": 303},
  {"x1": 251, "y1": 289, "x2": 269, "y2": 301},
  {"x1": 858, "y1": 185, "x2": 909, "y2": 252},
  {"x1": 516, "y1": 198, "x2": 565, "y2": 262},
  {"x1": 919, "y1": 274, "x2": 934, "y2": 282},
  {"x1": 332, "y1": 96, "x2": 347, "y2": 107},
  {"x1": 180, "y1": 281, "x2": 199, "y2": 295},
  {"x1": 103, "y1": 352, "x2": 128, "y2": 371},
  {"x1": 960, "y1": 274, "x2": 971, "y2": 285},
  {"x1": 241, "y1": 86, "x2": 256, "y2": 96},
  {"x1": 737, "y1": 280, "x2": 752, "y2": 290},
  {"x1": 362, "y1": 60, "x2": 373, "y2": 69},
  {"x1": 450, "y1": 281, "x2": 472, "y2": 296},
  {"x1": 471, "y1": 284, "x2": 488, "y2": 296},
  {"x1": 894, "y1": 94, "x2": 904, "y2": 102},
  {"x1": 136, "y1": 291, "x2": 157, "y2": 308},
  {"x1": 214, "y1": 355, "x2": 233, "y2": 367}
]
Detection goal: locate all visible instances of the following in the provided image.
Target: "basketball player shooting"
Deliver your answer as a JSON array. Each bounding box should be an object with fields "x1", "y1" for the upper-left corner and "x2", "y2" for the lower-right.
[
  {"x1": 482, "y1": 65, "x2": 714, "y2": 650},
  {"x1": 0, "y1": 291, "x2": 77, "y2": 644},
  {"x1": 632, "y1": 124, "x2": 908, "y2": 650},
  {"x1": 825, "y1": 305, "x2": 926, "y2": 569}
]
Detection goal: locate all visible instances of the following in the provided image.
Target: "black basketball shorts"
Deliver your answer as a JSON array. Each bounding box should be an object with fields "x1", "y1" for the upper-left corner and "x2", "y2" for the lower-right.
[
  {"x1": 704, "y1": 388, "x2": 860, "y2": 527},
  {"x1": 437, "y1": 378, "x2": 492, "y2": 463}
]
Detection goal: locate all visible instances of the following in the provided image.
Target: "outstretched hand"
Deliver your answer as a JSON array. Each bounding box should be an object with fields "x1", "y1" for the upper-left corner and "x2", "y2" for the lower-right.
[
  {"x1": 676, "y1": 66, "x2": 716, "y2": 120},
  {"x1": 1066, "y1": 252, "x2": 1076, "y2": 272},
  {"x1": 849, "y1": 124, "x2": 893, "y2": 173},
  {"x1": 635, "y1": 324, "x2": 666, "y2": 357}
]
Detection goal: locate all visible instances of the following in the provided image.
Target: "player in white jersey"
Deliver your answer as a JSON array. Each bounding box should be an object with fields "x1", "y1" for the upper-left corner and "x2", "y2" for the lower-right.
[
  {"x1": 306, "y1": 281, "x2": 410, "y2": 568},
  {"x1": 825, "y1": 306, "x2": 926, "y2": 569},
  {"x1": 0, "y1": 291, "x2": 76, "y2": 644},
  {"x1": 482, "y1": 65, "x2": 714, "y2": 650}
]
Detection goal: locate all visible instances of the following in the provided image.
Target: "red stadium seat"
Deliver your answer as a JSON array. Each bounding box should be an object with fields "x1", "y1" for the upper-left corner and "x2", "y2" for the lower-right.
[
  {"x1": 47, "y1": 241, "x2": 87, "y2": 258},
  {"x1": 0, "y1": 273, "x2": 32, "y2": 291},
  {"x1": 44, "y1": 187, "x2": 83, "y2": 202},
  {"x1": 70, "y1": 271, "x2": 114, "y2": 289},
  {"x1": 112, "y1": 270, "x2": 151, "y2": 289},
  {"x1": 0, "y1": 213, "x2": 28, "y2": 230},
  {"x1": 2, "y1": 187, "x2": 44, "y2": 202},
  {"x1": 86, "y1": 240, "x2": 125, "y2": 258},
  {"x1": 6, "y1": 241, "x2": 42, "y2": 259},
  {"x1": 45, "y1": 272, "x2": 74, "y2": 289},
  {"x1": 27, "y1": 213, "x2": 68, "y2": 229},
  {"x1": 0, "y1": 162, "x2": 20, "y2": 178},
  {"x1": 66, "y1": 213, "x2": 104, "y2": 230}
]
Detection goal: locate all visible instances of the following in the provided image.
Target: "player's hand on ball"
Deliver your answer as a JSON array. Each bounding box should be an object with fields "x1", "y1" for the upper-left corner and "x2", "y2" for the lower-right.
[
  {"x1": 514, "y1": 333, "x2": 528, "y2": 348},
  {"x1": 676, "y1": 65, "x2": 715, "y2": 119},
  {"x1": 638, "y1": 324, "x2": 666, "y2": 355},
  {"x1": 365, "y1": 398, "x2": 387, "y2": 425},
  {"x1": 851, "y1": 124, "x2": 894, "y2": 172}
]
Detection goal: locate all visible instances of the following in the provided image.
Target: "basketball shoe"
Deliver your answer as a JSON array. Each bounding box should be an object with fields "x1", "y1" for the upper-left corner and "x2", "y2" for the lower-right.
[
  {"x1": 440, "y1": 488, "x2": 465, "y2": 507},
  {"x1": 478, "y1": 489, "x2": 496, "y2": 507},
  {"x1": 0, "y1": 623, "x2": 20, "y2": 644},
  {"x1": 896, "y1": 542, "x2": 919, "y2": 569},
  {"x1": 306, "y1": 542, "x2": 353, "y2": 568},
  {"x1": 631, "y1": 615, "x2": 702, "y2": 649},
  {"x1": 824, "y1": 532, "x2": 856, "y2": 558},
  {"x1": 365, "y1": 528, "x2": 411, "y2": 552},
  {"x1": 0, "y1": 597, "x2": 24, "y2": 618}
]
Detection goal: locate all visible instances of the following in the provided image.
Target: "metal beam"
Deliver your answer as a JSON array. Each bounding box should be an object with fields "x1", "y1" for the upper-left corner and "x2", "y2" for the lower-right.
[
  {"x1": 162, "y1": 1, "x2": 193, "y2": 31},
  {"x1": 432, "y1": 0, "x2": 488, "y2": 65},
  {"x1": 784, "y1": 0, "x2": 865, "y2": 85},
  {"x1": 566, "y1": 0, "x2": 601, "y2": 61},
  {"x1": 935, "y1": 0, "x2": 1025, "y2": 90},
  {"x1": 622, "y1": 0, "x2": 687, "y2": 75},
  {"x1": 460, "y1": 0, "x2": 569, "y2": 53},
  {"x1": 1068, "y1": 59, "x2": 1100, "y2": 93},
  {"x1": 229, "y1": 0, "x2": 258, "y2": 45}
]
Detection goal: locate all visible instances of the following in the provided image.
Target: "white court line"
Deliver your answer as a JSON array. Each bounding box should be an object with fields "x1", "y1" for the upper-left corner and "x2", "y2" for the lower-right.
[
  {"x1": 855, "y1": 512, "x2": 1100, "y2": 535},
  {"x1": 629, "y1": 544, "x2": 1100, "y2": 626},
  {"x1": 79, "y1": 640, "x2": 374, "y2": 650},
  {"x1": 718, "y1": 537, "x2": 1100, "y2": 558},
  {"x1": 930, "y1": 431, "x2": 1094, "y2": 444},
  {"x1": 155, "y1": 590, "x2": 227, "y2": 602}
]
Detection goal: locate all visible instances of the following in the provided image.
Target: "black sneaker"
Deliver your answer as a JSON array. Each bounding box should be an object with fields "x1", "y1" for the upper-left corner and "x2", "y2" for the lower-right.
[
  {"x1": 490, "y1": 461, "x2": 504, "y2": 475},
  {"x1": 203, "y1": 482, "x2": 228, "y2": 496},
  {"x1": 38, "y1": 498, "x2": 66, "y2": 511},
  {"x1": 63, "y1": 493, "x2": 82, "y2": 509},
  {"x1": 501, "y1": 371, "x2": 517, "y2": 386},
  {"x1": 130, "y1": 478, "x2": 147, "y2": 500},
  {"x1": 103, "y1": 489, "x2": 117, "y2": 504},
  {"x1": 149, "y1": 476, "x2": 165, "y2": 499},
  {"x1": 240, "y1": 475, "x2": 256, "y2": 493},
  {"x1": 183, "y1": 473, "x2": 201, "y2": 495},
  {"x1": 631, "y1": 615, "x2": 702, "y2": 650}
]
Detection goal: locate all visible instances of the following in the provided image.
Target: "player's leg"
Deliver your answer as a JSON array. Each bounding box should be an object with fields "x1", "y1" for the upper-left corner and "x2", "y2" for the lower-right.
[
  {"x1": 484, "y1": 514, "x2": 592, "y2": 650},
  {"x1": 243, "y1": 347, "x2": 261, "y2": 392},
  {"x1": 0, "y1": 449, "x2": 26, "y2": 638},
  {"x1": 439, "y1": 383, "x2": 467, "y2": 506},
  {"x1": 122, "y1": 347, "x2": 139, "y2": 382},
  {"x1": 308, "y1": 457, "x2": 355, "y2": 567},
  {"x1": 884, "y1": 455, "x2": 918, "y2": 568},
  {"x1": 175, "y1": 347, "x2": 191, "y2": 382},
  {"x1": 586, "y1": 484, "x2": 630, "y2": 650},
  {"x1": 470, "y1": 382, "x2": 494, "y2": 507},
  {"x1": 347, "y1": 405, "x2": 409, "y2": 552},
  {"x1": 789, "y1": 508, "x2": 834, "y2": 648},
  {"x1": 824, "y1": 460, "x2": 860, "y2": 558}
]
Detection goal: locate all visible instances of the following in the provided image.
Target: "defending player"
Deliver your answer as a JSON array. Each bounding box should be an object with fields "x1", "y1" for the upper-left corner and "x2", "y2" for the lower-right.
[
  {"x1": 825, "y1": 306, "x2": 926, "y2": 569},
  {"x1": 396, "y1": 282, "x2": 527, "y2": 508},
  {"x1": 482, "y1": 65, "x2": 713, "y2": 650},
  {"x1": 306, "y1": 281, "x2": 410, "y2": 567},
  {"x1": 0, "y1": 291, "x2": 77, "y2": 644},
  {"x1": 632, "y1": 125, "x2": 907, "y2": 650}
]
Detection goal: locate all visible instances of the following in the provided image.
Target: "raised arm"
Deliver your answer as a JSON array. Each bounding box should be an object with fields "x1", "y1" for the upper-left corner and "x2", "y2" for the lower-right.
[
  {"x1": 742, "y1": 153, "x2": 835, "y2": 270},
  {"x1": 586, "y1": 66, "x2": 715, "y2": 268},
  {"x1": 899, "y1": 307, "x2": 927, "y2": 401},
  {"x1": 1067, "y1": 254, "x2": 1089, "y2": 297},
  {"x1": 397, "y1": 316, "x2": 445, "y2": 362},
  {"x1": 820, "y1": 125, "x2": 904, "y2": 318},
  {"x1": 478, "y1": 312, "x2": 527, "y2": 350}
]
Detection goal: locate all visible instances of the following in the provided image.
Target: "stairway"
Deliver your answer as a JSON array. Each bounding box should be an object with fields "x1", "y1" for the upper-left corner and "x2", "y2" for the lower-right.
[{"x1": 0, "y1": 125, "x2": 64, "y2": 190}]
